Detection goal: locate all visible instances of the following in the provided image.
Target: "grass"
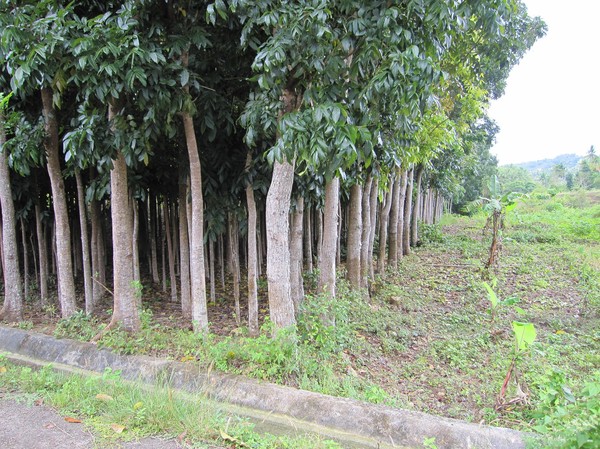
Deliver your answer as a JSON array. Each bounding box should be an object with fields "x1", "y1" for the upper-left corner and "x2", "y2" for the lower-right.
[
  {"x1": 7, "y1": 189, "x2": 600, "y2": 447},
  {"x1": 0, "y1": 357, "x2": 340, "y2": 449}
]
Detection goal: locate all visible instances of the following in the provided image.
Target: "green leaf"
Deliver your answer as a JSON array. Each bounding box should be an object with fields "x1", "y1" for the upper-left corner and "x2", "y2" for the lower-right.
[
  {"x1": 483, "y1": 282, "x2": 498, "y2": 308},
  {"x1": 512, "y1": 321, "x2": 536, "y2": 351},
  {"x1": 180, "y1": 69, "x2": 190, "y2": 87}
]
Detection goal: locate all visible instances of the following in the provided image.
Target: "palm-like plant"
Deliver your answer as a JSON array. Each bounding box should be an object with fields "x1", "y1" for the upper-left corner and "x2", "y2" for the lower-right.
[{"x1": 466, "y1": 175, "x2": 526, "y2": 269}]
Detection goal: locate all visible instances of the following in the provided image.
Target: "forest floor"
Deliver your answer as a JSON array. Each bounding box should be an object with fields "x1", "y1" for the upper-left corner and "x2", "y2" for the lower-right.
[{"x1": 9, "y1": 190, "x2": 600, "y2": 441}]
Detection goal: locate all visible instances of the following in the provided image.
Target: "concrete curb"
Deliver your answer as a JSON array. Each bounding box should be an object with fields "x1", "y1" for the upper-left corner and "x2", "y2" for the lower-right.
[{"x1": 0, "y1": 326, "x2": 526, "y2": 449}]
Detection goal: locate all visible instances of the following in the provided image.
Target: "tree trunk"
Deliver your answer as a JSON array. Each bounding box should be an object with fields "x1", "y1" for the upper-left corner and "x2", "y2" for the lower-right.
[
  {"x1": 360, "y1": 176, "x2": 373, "y2": 290},
  {"x1": 245, "y1": 157, "x2": 259, "y2": 337},
  {"x1": 182, "y1": 109, "x2": 208, "y2": 331},
  {"x1": 228, "y1": 212, "x2": 241, "y2": 325},
  {"x1": 209, "y1": 239, "x2": 216, "y2": 304},
  {"x1": 41, "y1": 87, "x2": 76, "y2": 318},
  {"x1": 34, "y1": 202, "x2": 49, "y2": 305},
  {"x1": 90, "y1": 198, "x2": 103, "y2": 307},
  {"x1": 315, "y1": 208, "x2": 323, "y2": 268},
  {"x1": 265, "y1": 87, "x2": 300, "y2": 331},
  {"x1": 107, "y1": 103, "x2": 139, "y2": 333},
  {"x1": 21, "y1": 219, "x2": 29, "y2": 302},
  {"x1": 75, "y1": 170, "x2": 93, "y2": 314},
  {"x1": 148, "y1": 193, "x2": 160, "y2": 284},
  {"x1": 377, "y1": 182, "x2": 393, "y2": 274},
  {"x1": 132, "y1": 198, "x2": 140, "y2": 287},
  {"x1": 411, "y1": 164, "x2": 424, "y2": 247},
  {"x1": 0, "y1": 118, "x2": 23, "y2": 322},
  {"x1": 318, "y1": 177, "x2": 340, "y2": 307},
  {"x1": 179, "y1": 176, "x2": 192, "y2": 319},
  {"x1": 266, "y1": 158, "x2": 296, "y2": 329},
  {"x1": 303, "y1": 204, "x2": 313, "y2": 273},
  {"x1": 367, "y1": 177, "x2": 378, "y2": 282},
  {"x1": 290, "y1": 197, "x2": 304, "y2": 313},
  {"x1": 346, "y1": 183, "x2": 363, "y2": 289},
  {"x1": 403, "y1": 167, "x2": 414, "y2": 256},
  {"x1": 387, "y1": 172, "x2": 400, "y2": 268},
  {"x1": 396, "y1": 169, "x2": 408, "y2": 258},
  {"x1": 164, "y1": 200, "x2": 178, "y2": 302}
]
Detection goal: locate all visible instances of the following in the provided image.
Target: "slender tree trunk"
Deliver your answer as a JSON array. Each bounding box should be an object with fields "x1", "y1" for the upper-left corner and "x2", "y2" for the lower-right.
[
  {"x1": 90, "y1": 198, "x2": 103, "y2": 307},
  {"x1": 347, "y1": 183, "x2": 363, "y2": 289},
  {"x1": 411, "y1": 164, "x2": 424, "y2": 247},
  {"x1": 179, "y1": 176, "x2": 191, "y2": 319},
  {"x1": 397, "y1": 169, "x2": 408, "y2": 258},
  {"x1": 245, "y1": 156, "x2": 259, "y2": 337},
  {"x1": 161, "y1": 205, "x2": 167, "y2": 292},
  {"x1": 290, "y1": 197, "x2": 304, "y2": 313},
  {"x1": 218, "y1": 234, "x2": 225, "y2": 289},
  {"x1": 337, "y1": 201, "x2": 342, "y2": 267},
  {"x1": 75, "y1": 170, "x2": 93, "y2": 314},
  {"x1": 360, "y1": 176, "x2": 373, "y2": 290},
  {"x1": 387, "y1": 172, "x2": 400, "y2": 268},
  {"x1": 228, "y1": 212, "x2": 241, "y2": 325},
  {"x1": 182, "y1": 104, "x2": 208, "y2": 332},
  {"x1": 132, "y1": 198, "x2": 140, "y2": 287},
  {"x1": 378, "y1": 181, "x2": 393, "y2": 274},
  {"x1": 35, "y1": 202, "x2": 48, "y2": 305},
  {"x1": 21, "y1": 219, "x2": 29, "y2": 302},
  {"x1": 148, "y1": 193, "x2": 159, "y2": 284},
  {"x1": 209, "y1": 239, "x2": 216, "y2": 304},
  {"x1": 0, "y1": 119, "x2": 23, "y2": 322},
  {"x1": 318, "y1": 177, "x2": 340, "y2": 307},
  {"x1": 403, "y1": 167, "x2": 414, "y2": 256},
  {"x1": 368, "y1": 177, "x2": 378, "y2": 282},
  {"x1": 303, "y1": 204, "x2": 313, "y2": 273},
  {"x1": 316, "y1": 208, "x2": 323, "y2": 267},
  {"x1": 165, "y1": 200, "x2": 177, "y2": 302},
  {"x1": 106, "y1": 103, "x2": 139, "y2": 333},
  {"x1": 41, "y1": 87, "x2": 76, "y2": 318}
]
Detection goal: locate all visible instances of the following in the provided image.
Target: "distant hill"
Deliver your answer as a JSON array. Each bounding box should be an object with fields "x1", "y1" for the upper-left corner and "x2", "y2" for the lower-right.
[{"x1": 506, "y1": 154, "x2": 582, "y2": 174}]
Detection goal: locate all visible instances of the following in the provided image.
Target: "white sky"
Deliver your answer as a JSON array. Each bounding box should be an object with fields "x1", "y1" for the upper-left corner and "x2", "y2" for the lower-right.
[{"x1": 487, "y1": 0, "x2": 600, "y2": 165}]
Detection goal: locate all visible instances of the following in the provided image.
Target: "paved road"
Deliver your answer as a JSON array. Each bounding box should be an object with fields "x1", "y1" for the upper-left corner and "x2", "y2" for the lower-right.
[{"x1": 0, "y1": 395, "x2": 197, "y2": 449}]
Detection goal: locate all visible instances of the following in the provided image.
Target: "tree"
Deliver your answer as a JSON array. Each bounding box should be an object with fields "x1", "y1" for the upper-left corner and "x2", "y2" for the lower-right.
[{"x1": 0, "y1": 95, "x2": 23, "y2": 322}]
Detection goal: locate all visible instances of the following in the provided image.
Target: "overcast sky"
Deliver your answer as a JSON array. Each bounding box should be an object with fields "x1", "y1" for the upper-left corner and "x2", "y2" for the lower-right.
[{"x1": 487, "y1": 0, "x2": 600, "y2": 166}]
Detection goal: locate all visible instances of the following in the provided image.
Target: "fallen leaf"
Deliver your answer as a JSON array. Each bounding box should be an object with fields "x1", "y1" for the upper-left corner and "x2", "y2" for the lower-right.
[
  {"x1": 34, "y1": 399, "x2": 44, "y2": 406},
  {"x1": 111, "y1": 423, "x2": 126, "y2": 434},
  {"x1": 43, "y1": 422, "x2": 56, "y2": 429},
  {"x1": 95, "y1": 393, "x2": 114, "y2": 402},
  {"x1": 0, "y1": 366, "x2": 7, "y2": 374},
  {"x1": 133, "y1": 401, "x2": 144, "y2": 410},
  {"x1": 555, "y1": 329, "x2": 566, "y2": 335},
  {"x1": 177, "y1": 430, "x2": 187, "y2": 442},
  {"x1": 219, "y1": 429, "x2": 249, "y2": 447},
  {"x1": 180, "y1": 355, "x2": 195, "y2": 362},
  {"x1": 64, "y1": 417, "x2": 82, "y2": 424}
]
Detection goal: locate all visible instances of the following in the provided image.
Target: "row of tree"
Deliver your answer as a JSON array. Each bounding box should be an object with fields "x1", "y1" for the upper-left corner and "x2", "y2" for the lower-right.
[{"x1": 0, "y1": 1, "x2": 545, "y2": 335}]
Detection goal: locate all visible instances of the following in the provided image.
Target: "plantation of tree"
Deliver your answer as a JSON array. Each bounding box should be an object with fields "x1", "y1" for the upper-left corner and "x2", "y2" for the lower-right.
[{"x1": 3, "y1": 1, "x2": 598, "y2": 447}]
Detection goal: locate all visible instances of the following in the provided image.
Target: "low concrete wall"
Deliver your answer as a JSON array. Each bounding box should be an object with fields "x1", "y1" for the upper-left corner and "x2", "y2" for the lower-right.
[{"x1": 0, "y1": 326, "x2": 525, "y2": 449}]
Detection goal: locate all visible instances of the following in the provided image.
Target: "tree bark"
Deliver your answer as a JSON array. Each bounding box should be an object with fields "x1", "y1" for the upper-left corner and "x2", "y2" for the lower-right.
[
  {"x1": 346, "y1": 183, "x2": 363, "y2": 289},
  {"x1": 266, "y1": 158, "x2": 296, "y2": 329},
  {"x1": 387, "y1": 171, "x2": 400, "y2": 268},
  {"x1": 75, "y1": 170, "x2": 93, "y2": 314},
  {"x1": 367, "y1": 177, "x2": 378, "y2": 282},
  {"x1": 402, "y1": 167, "x2": 414, "y2": 256},
  {"x1": 396, "y1": 169, "x2": 408, "y2": 258},
  {"x1": 21, "y1": 219, "x2": 29, "y2": 302},
  {"x1": 182, "y1": 112, "x2": 208, "y2": 331},
  {"x1": 411, "y1": 164, "x2": 425, "y2": 247},
  {"x1": 179, "y1": 176, "x2": 191, "y2": 319},
  {"x1": 360, "y1": 176, "x2": 373, "y2": 289},
  {"x1": 148, "y1": 193, "x2": 160, "y2": 284},
  {"x1": 0, "y1": 118, "x2": 23, "y2": 321},
  {"x1": 245, "y1": 156, "x2": 259, "y2": 337},
  {"x1": 164, "y1": 200, "x2": 178, "y2": 302},
  {"x1": 41, "y1": 87, "x2": 76, "y2": 318},
  {"x1": 228, "y1": 212, "x2": 241, "y2": 325},
  {"x1": 318, "y1": 177, "x2": 340, "y2": 306},
  {"x1": 377, "y1": 181, "x2": 393, "y2": 274},
  {"x1": 34, "y1": 202, "x2": 49, "y2": 305},
  {"x1": 90, "y1": 197, "x2": 103, "y2": 307},
  {"x1": 290, "y1": 197, "x2": 304, "y2": 313},
  {"x1": 107, "y1": 103, "x2": 139, "y2": 333},
  {"x1": 303, "y1": 204, "x2": 313, "y2": 273}
]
